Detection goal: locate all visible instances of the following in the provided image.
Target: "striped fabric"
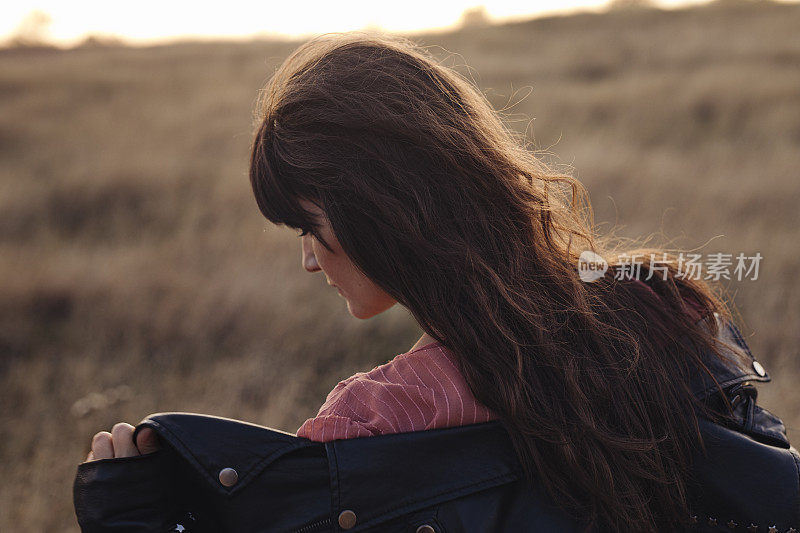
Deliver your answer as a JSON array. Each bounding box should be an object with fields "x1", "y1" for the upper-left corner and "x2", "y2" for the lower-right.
[{"x1": 295, "y1": 342, "x2": 498, "y2": 442}]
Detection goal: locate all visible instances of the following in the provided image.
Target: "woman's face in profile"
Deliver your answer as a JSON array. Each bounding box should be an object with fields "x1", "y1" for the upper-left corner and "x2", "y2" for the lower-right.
[{"x1": 297, "y1": 198, "x2": 397, "y2": 319}]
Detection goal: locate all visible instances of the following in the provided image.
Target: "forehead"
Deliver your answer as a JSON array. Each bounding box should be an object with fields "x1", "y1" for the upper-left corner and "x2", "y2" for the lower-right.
[{"x1": 296, "y1": 198, "x2": 329, "y2": 229}]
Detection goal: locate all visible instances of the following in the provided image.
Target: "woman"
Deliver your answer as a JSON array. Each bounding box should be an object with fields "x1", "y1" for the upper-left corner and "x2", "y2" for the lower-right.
[{"x1": 82, "y1": 32, "x2": 783, "y2": 532}]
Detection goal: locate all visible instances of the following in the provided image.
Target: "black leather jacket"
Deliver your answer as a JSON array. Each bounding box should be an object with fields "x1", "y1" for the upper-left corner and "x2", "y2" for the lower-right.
[{"x1": 74, "y1": 315, "x2": 800, "y2": 532}]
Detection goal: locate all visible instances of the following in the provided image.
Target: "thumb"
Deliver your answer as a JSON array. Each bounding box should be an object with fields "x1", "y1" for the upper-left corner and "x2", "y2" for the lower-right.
[{"x1": 135, "y1": 427, "x2": 161, "y2": 455}]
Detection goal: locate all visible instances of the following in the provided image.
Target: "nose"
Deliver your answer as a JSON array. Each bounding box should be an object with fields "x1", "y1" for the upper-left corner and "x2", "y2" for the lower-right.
[{"x1": 301, "y1": 234, "x2": 320, "y2": 272}]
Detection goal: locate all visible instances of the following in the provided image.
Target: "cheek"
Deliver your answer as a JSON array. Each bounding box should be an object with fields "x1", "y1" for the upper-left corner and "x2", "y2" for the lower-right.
[
  {"x1": 351, "y1": 285, "x2": 396, "y2": 318},
  {"x1": 313, "y1": 243, "x2": 348, "y2": 281}
]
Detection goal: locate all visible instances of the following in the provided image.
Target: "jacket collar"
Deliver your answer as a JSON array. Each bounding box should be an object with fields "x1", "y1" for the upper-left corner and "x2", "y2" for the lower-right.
[
  {"x1": 688, "y1": 312, "x2": 770, "y2": 399},
  {"x1": 133, "y1": 412, "x2": 320, "y2": 497},
  {"x1": 135, "y1": 413, "x2": 541, "y2": 530}
]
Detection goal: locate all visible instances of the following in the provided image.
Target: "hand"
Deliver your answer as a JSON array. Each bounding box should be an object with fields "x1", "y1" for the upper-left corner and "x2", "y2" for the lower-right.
[{"x1": 85, "y1": 422, "x2": 160, "y2": 462}]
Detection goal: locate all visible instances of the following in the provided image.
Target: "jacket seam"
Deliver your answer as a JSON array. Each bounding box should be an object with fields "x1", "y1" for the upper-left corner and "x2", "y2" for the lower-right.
[
  {"x1": 349, "y1": 470, "x2": 519, "y2": 531},
  {"x1": 727, "y1": 320, "x2": 755, "y2": 359},
  {"x1": 695, "y1": 373, "x2": 769, "y2": 400},
  {"x1": 434, "y1": 503, "x2": 444, "y2": 533},
  {"x1": 791, "y1": 447, "x2": 800, "y2": 525},
  {"x1": 326, "y1": 441, "x2": 341, "y2": 531}
]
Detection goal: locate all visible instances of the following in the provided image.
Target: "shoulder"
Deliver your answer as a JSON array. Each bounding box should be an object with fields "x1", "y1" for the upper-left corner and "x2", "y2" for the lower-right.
[
  {"x1": 321, "y1": 354, "x2": 440, "y2": 432},
  {"x1": 299, "y1": 342, "x2": 497, "y2": 442},
  {"x1": 316, "y1": 346, "x2": 463, "y2": 434},
  {"x1": 341, "y1": 343, "x2": 497, "y2": 429}
]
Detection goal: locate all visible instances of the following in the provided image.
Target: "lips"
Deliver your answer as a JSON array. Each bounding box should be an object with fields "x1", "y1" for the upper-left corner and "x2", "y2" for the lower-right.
[{"x1": 326, "y1": 280, "x2": 343, "y2": 295}]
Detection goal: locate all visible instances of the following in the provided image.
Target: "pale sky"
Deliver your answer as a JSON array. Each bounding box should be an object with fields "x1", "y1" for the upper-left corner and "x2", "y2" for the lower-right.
[{"x1": 2, "y1": 0, "x2": 723, "y2": 47}]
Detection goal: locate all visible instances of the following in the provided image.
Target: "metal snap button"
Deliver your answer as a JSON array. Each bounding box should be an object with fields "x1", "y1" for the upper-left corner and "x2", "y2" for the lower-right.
[
  {"x1": 338, "y1": 510, "x2": 357, "y2": 529},
  {"x1": 416, "y1": 525, "x2": 436, "y2": 533},
  {"x1": 752, "y1": 360, "x2": 766, "y2": 377},
  {"x1": 218, "y1": 467, "x2": 238, "y2": 487}
]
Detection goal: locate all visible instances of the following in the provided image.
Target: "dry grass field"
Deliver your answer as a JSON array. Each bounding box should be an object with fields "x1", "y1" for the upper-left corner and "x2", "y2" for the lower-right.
[{"x1": 1, "y1": 1, "x2": 799, "y2": 530}]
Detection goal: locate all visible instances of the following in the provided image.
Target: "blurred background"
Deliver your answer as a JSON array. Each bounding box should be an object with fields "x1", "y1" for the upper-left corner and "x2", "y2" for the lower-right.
[{"x1": 1, "y1": 0, "x2": 799, "y2": 530}]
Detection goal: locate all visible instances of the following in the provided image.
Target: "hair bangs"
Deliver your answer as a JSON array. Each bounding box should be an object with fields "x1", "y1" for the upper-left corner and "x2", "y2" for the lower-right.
[{"x1": 249, "y1": 118, "x2": 321, "y2": 236}]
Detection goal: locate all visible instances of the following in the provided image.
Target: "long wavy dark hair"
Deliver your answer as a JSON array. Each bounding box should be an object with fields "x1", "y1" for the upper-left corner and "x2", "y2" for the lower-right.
[{"x1": 248, "y1": 32, "x2": 741, "y2": 532}]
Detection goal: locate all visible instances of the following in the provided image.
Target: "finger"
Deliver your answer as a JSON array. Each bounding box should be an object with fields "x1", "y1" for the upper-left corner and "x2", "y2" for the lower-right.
[
  {"x1": 135, "y1": 427, "x2": 161, "y2": 455},
  {"x1": 91, "y1": 431, "x2": 114, "y2": 460},
  {"x1": 111, "y1": 422, "x2": 138, "y2": 458}
]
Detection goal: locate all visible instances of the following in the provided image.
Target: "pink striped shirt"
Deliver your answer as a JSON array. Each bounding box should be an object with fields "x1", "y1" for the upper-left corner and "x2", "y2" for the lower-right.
[{"x1": 295, "y1": 341, "x2": 498, "y2": 442}]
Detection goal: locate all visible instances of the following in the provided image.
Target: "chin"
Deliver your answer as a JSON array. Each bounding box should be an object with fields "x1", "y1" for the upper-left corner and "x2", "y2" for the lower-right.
[
  {"x1": 348, "y1": 305, "x2": 377, "y2": 320},
  {"x1": 347, "y1": 300, "x2": 395, "y2": 320}
]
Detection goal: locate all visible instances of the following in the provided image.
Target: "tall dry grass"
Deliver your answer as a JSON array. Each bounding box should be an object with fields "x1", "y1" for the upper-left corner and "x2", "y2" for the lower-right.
[{"x1": 1, "y1": 1, "x2": 799, "y2": 530}]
